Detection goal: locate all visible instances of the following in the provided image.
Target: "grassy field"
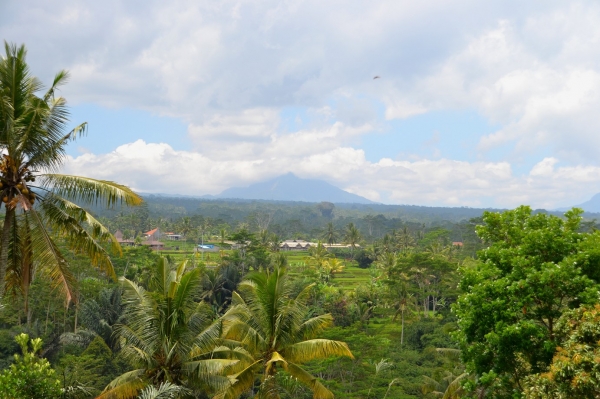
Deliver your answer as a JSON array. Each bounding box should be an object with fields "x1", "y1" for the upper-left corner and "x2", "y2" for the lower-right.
[
  {"x1": 283, "y1": 250, "x2": 373, "y2": 291},
  {"x1": 151, "y1": 245, "x2": 373, "y2": 290}
]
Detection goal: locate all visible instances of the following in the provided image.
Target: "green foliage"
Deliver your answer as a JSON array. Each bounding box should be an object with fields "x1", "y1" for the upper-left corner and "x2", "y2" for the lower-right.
[
  {"x1": 0, "y1": 333, "x2": 61, "y2": 399},
  {"x1": 57, "y1": 336, "x2": 119, "y2": 397},
  {"x1": 354, "y1": 249, "x2": 374, "y2": 269},
  {"x1": 100, "y1": 257, "x2": 233, "y2": 399},
  {"x1": 523, "y1": 304, "x2": 600, "y2": 398},
  {"x1": 454, "y1": 206, "x2": 599, "y2": 398},
  {"x1": 0, "y1": 42, "x2": 142, "y2": 309},
  {"x1": 219, "y1": 265, "x2": 354, "y2": 398}
]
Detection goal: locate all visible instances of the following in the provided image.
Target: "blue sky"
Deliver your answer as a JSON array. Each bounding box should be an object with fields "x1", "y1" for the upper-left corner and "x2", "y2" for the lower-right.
[{"x1": 3, "y1": 0, "x2": 600, "y2": 208}]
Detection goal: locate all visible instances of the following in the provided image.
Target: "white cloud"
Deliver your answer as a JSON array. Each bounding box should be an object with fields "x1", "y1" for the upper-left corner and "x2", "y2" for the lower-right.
[
  {"x1": 6, "y1": 0, "x2": 600, "y2": 206},
  {"x1": 188, "y1": 108, "x2": 279, "y2": 141},
  {"x1": 383, "y1": 5, "x2": 600, "y2": 162},
  {"x1": 63, "y1": 140, "x2": 600, "y2": 209}
]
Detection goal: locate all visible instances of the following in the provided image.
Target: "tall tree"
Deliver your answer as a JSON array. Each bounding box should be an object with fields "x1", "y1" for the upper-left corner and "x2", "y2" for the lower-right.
[
  {"x1": 454, "y1": 206, "x2": 599, "y2": 398},
  {"x1": 321, "y1": 222, "x2": 338, "y2": 245},
  {"x1": 0, "y1": 43, "x2": 142, "y2": 311},
  {"x1": 344, "y1": 222, "x2": 361, "y2": 259},
  {"x1": 217, "y1": 266, "x2": 353, "y2": 399}
]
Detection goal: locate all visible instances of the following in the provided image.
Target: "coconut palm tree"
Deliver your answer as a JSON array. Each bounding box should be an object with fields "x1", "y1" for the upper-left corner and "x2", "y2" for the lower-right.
[
  {"x1": 367, "y1": 358, "x2": 393, "y2": 398},
  {"x1": 395, "y1": 227, "x2": 415, "y2": 253},
  {"x1": 98, "y1": 257, "x2": 235, "y2": 399},
  {"x1": 343, "y1": 223, "x2": 361, "y2": 259},
  {"x1": 387, "y1": 275, "x2": 417, "y2": 346},
  {"x1": 321, "y1": 222, "x2": 338, "y2": 246},
  {"x1": 320, "y1": 258, "x2": 345, "y2": 283},
  {"x1": 304, "y1": 241, "x2": 330, "y2": 270},
  {"x1": 217, "y1": 266, "x2": 353, "y2": 399},
  {"x1": 0, "y1": 42, "x2": 142, "y2": 310}
]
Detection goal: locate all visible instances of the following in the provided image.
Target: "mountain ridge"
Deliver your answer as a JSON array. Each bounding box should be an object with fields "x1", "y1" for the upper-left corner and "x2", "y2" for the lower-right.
[{"x1": 214, "y1": 173, "x2": 376, "y2": 204}]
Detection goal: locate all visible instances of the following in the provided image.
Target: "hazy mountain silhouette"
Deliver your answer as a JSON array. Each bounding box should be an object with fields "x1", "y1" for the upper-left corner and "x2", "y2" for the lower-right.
[
  {"x1": 568, "y1": 192, "x2": 600, "y2": 213},
  {"x1": 215, "y1": 173, "x2": 376, "y2": 204}
]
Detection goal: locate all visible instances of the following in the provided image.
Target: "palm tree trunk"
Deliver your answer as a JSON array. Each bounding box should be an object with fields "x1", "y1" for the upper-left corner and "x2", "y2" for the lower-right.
[
  {"x1": 45, "y1": 303, "x2": 50, "y2": 335},
  {"x1": 74, "y1": 303, "x2": 78, "y2": 333},
  {"x1": 401, "y1": 310, "x2": 405, "y2": 346},
  {"x1": 0, "y1": 208, "x2": 14, "y2": 295}
]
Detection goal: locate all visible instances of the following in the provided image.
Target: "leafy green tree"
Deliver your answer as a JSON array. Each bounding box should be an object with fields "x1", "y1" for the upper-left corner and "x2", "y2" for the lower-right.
[
  {"x1": 57, "y1": 335, "x2": 120, "y2": 397},
  {"x1": 217, "y1": 266, "x2": 354, "y2": 398},
  {"x1": 523, "y1": 304, "x2": 600, "y2": 398},
  {"x1": 316, "y1": 202, "x2": 335, "y2": 218},
  {"x1": 354, "y1": 249, "x2": 374, "y2": 269},
  {"x1": 454, "y1": 206, "x2": 599, "y2": 398},
  {"x1": 0, "y1": 43, "x2": 142, "y2": 311},
  {"x1": 0, "y1": 333, "x2": 62, "y2": 399},
  {"x1": 98, "y1": 257, "x2": 234, "y2": 398}
]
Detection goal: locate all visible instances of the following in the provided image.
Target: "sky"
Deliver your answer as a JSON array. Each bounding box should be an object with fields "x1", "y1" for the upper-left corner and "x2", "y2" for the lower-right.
[{"x1": 3, "y1": 0, "x2": 600, "y2": 208}]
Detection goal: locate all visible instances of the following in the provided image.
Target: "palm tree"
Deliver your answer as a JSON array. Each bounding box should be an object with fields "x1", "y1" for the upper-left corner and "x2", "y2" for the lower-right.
[
  {"x1": 387, "y1": 275, "x2": 417, "y2": 346},
  {"x1": 177, "y1": 217, "x2": 193, "y2": 241},
  {"x1": 0, "y1": 43, "x2": 142, "y2": 311},
  {"x1": 201, "y1": 268, "x2": 228, "y2": 314},
  {"x1": 321, "y1": 222, "x2": 338, "y2": 245},
  {"x1": 320, "y1": 258, "x2": 345, "y2": 283},
  {"x1": 79, "y1": 286, "x2": 124, "y2": 350},
  {"x1": 367, "y1": 358, "x2": 393, "y2": 398},
  {"x1": 305, "y1": 241, "x2": 330, "y2": 269},
  {"x1": 98, "y1": 257, "x2": 235, "y2": 398},
  {"x1": 395, "y1": 227, "x2": 415, "y2": 253},
  {"x1": 343, "y1": 223, "x2": 361, "y2": 259},
  {"x1": 376, "y1": 252, "x2": 397, "y2": 272},
  {"x1": 217, "y1": 266, "x2": 353, "y2": 399},
  {"x1": 421, "y1": 370, "x2": 468, "y2": 399}
]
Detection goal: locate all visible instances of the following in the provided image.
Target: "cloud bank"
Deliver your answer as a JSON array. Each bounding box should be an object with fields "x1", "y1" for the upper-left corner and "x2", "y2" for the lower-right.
[{"x1": 4, "y1": 0, "x2": 600, "y2": 208}]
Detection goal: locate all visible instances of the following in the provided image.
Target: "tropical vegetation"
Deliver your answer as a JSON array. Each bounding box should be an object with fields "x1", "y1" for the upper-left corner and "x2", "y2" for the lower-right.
[{"x1": 5, "y1": 41, "x2": 600, "y2": 399}]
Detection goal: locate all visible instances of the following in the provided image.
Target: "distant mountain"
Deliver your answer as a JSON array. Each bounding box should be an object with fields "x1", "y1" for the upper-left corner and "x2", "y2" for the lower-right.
[
  {"x1": 215, "y1": 173, "x2": 376, "y2": 204},
  {"x1": 569, "y1": 193, "x2": 600, "y2": 213}
]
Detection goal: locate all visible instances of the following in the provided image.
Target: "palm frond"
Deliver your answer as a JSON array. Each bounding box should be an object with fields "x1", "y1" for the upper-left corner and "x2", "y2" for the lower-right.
[
  {"x1": 183, "y1": 358, "x2": 239, "y2": 379},
  {"x1": 26, "y1": 208, "x2": 76, "y2": 302},
  {"x1": 442, "y1": 372, "x2": 469, "y2": 399},
  {"x1": 285, "y1": 362, "x2": 334, "y2": 399},
  {"x1": 217, "y1": 360, "x2": 262, "y2": 399},
  {"x1": 138, "y1": 382, "x2": 188, "y2": 399},
  {"x1": 97, "y1": 369, "x2": 147, "y2": 399},
  {"x1": 284, "y1": 339, "x2": 354, "y2": 363},
  {"x1": 41, "y1": 174, "x2": 142, "y2": 207},
  {"x1": 39, "y1": 194, "x2": 118, "y2": 279},
  {"x1": 435, "y1": 347, "x2": 462, "y2": 362},
  {"x1": 298, "y1": 314, "x2": 333, "y2": 340}
]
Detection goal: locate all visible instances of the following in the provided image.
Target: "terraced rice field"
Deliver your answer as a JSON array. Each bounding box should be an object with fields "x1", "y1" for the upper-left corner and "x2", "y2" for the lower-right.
[
  {"x1": 155, "y1": 246, "x2": 374, "y2": 291},
  {"x1": 283, "y1": 250, "x2": 373, "y2": 291}
]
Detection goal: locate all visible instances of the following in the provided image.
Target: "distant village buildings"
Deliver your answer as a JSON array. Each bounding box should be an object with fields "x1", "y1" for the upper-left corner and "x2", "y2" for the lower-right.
[
  {"x1": 114, "y1": 228, "x2": 166, "y2": 250},
  {"x1": 113, "y1": 231, "x2": 358, "y2": 253},
  {"x1": 279, "y1": 239, "x2": 358, "y2": 251},
  {"x1": 114, "y1": 230, "x2": 135, "y2": 247}
]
